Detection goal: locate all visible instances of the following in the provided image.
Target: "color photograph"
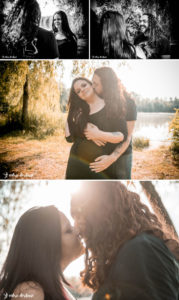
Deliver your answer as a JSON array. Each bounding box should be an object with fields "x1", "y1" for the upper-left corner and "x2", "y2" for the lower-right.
[
  {"x1": 0, "y1": 180, "x2": 179, "y2": 299},
  {"x1": 0, "y1": 60, "x2": 179, "y2": 179}
]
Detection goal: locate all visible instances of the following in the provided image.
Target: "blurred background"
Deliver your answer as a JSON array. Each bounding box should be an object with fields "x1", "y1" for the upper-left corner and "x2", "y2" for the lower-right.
[{"x1": 0, "y1": 180, "x2": 179, "y2": 299}]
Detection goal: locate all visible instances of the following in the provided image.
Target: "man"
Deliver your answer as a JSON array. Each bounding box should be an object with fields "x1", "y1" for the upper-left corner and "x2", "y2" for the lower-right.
[
  {"x1": 134, "y1": 13, "x2": 170, "y2": 58},
  {"x1": 91, "y1": 67, "x2": 137, "y2": 179}
]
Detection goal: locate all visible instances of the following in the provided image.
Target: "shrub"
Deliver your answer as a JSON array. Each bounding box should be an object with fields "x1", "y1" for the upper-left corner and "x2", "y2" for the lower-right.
[
  {"x1": 169, "y1": 109, "x2": 179, "y2": 163},
  {"x1": 133, "y1": 137, "x2": 150, "y2": 149}
]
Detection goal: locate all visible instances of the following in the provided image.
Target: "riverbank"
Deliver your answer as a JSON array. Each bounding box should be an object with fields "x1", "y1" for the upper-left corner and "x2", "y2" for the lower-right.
[{"x1": 0, "y1": 135, "x2": 178, "y2": 179}]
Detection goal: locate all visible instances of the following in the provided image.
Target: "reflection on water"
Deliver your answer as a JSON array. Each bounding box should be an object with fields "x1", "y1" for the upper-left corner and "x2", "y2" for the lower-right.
[{"x1": 134, "y1": 113, "x2": 174, "y2": 149}]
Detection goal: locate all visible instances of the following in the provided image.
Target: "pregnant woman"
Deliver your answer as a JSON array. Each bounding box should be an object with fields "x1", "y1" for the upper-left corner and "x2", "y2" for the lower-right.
[
  {"x1": 52, "y1": 10, "x2": 77, "y2": 59},
  {"x1": 65, "y1": 77, "x2": 128, "y2": 179}
]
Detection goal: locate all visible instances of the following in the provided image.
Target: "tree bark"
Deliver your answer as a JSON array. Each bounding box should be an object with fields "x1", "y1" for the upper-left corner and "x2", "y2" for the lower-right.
[
  {"x1": 140, "y1": 181, "x2": 178, "y2": 237},
  {"x1": 21, "y1": 74, "x2": 29, "y2": 127}
]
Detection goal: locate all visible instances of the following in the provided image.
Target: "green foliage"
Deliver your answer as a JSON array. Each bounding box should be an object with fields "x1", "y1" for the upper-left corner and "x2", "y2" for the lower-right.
[
  {"x1": 0, "y1": 61, "x2": 28, "y2": 111},
  {"x1": 94, "y1": 0, "x2": 170, "y2": 40},
  {"x1": 0, "y1": 61, "x2": 63, "y2": 139},
  {"x1": 0, "y1": 181, "x2": 34, "y2": 249},
  {"x1": 72, "y1": 60, "x2": 110, "y2": 78},
  {"x1": 169, "y1": 109, "x2": 179, "y2": 163},
  {"x1": 133, "y1": 136, "x2": 150, "y2": 149},
  {"x1": 132, "y1": 92, "x2": 179, "y2": 113}
]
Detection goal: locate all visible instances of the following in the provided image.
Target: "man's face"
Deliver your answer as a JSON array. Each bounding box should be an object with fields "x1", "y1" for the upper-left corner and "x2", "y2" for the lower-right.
[{"x1": 139, "y1": 15, "x2": 149, "y2": 33}]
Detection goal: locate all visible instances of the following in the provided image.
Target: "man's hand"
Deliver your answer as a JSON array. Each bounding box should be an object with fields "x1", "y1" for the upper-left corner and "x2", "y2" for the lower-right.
[{"x1": 90, "y1": 155, "x2": 115, "y2": 173}]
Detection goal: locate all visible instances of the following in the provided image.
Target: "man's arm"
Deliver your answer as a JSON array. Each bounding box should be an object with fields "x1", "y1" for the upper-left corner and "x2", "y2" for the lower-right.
[
  {"x1": 110, "y1": 121, "x2": 136, "y2": 161},
  {"x1": 90, "y1": 121, "x2": 136, "y2": 173}
]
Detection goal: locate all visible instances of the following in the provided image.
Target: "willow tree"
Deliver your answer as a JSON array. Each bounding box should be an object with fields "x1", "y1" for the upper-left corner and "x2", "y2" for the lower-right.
[
  {"x1": 0, "y1": 61, "x2": 62, "y2": 137},
  {"x1": 140, "y1": 181, "x2": 178, "y2": 238}
]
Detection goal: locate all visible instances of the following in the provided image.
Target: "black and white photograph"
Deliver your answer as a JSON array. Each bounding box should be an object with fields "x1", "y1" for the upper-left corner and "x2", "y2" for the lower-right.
[
  {"x1": 90, "y1": 0, "x2": 179, "y2": 59},
  {"x1": 0, "y1": 0, "x2": 89, "y2": 59}
]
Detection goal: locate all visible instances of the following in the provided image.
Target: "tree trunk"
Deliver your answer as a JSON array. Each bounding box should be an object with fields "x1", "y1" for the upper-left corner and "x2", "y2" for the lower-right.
[
  {"x1": 140, "y1": 181, "x2": 178, "y2": 237},
  {"x1": 21, "y1": 74, "x2": 29, "y2": 127}
]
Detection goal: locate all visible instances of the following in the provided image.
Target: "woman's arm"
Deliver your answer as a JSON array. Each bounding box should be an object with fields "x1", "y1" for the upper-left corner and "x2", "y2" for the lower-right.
[
  {"x1": 65, "y1": 121, "x2": 74, "y2": 143},
  {"x1": 84, "y1": 123, "x2": 124, "y2": 144},
  {"x1": 65, "y1": 121, "x2": 70, "y2": 138}
]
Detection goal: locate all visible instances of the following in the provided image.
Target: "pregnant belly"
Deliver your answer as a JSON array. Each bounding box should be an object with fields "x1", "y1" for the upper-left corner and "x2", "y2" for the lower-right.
[{"x1": 72, "y1": 139, "x2": 105, "y2": 163}]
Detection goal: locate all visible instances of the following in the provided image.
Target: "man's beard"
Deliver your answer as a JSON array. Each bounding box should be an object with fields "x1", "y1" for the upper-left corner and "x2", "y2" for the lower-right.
[{"x1": 140, "y1": 26, "x2": 147, "y2": 33}]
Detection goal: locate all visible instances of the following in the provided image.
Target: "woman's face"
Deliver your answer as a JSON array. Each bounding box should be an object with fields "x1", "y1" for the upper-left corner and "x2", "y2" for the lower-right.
[
  {"x1": 53, "y1": 14, "x2": 62, "y2": 29},
  {"x1": 73, "y1": 79, "x2": 94, "y2": 101},
  {"x1": 60, "y1": 212, "x2": 84, "y2": 269},
  {"x1": 92, "y1": 74, "x2": 103, "y2": 96}
]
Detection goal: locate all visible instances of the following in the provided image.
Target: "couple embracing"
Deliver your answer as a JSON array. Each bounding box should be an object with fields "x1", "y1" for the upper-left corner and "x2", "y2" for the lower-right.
[
  {"x1": 65, "y1": 67, "x2": 137, "y2": 179},
  {"x1": 0, "y1": 182, "x2": 178, "y2": 299}
]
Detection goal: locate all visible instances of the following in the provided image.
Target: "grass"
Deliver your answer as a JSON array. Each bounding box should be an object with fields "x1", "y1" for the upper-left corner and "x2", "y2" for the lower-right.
[
  {"x1": 133, "y1": 137, "x2": 150, "y2": 149},
  {"x1": 0, "y1": 111, "x2": 66, "y2": 140},
  {"x1": 0, "y1": 134, "x2": 178, "y2": 180}
]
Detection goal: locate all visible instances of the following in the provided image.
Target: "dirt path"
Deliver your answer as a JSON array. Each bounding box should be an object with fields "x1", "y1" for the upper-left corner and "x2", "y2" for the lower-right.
[{"x1": 0, "y1": 135, "x2": 178, "y2": 180}]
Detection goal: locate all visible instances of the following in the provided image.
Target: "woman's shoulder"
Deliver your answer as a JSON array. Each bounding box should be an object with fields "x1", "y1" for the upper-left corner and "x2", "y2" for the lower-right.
[{"x1": 13, "y1": 281, "x2": 44, "y2": 300}]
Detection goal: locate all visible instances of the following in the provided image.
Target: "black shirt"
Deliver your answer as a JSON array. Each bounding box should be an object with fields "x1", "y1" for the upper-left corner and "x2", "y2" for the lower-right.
[
  {"x1": 0, "y1": 27, "x2": 59, "y2": 59},
  {"x1": 123, "y1": 97, "x2": 137, "y2": 155},
  {"x1": 66, "y1": 105, "x2": 128, "y2": 179},
  {"x1": 56, "y1": 37, "x2": 77, "y2": 59},
  {"x1": 93, "y1": 233, "x2": 179, "y2": 300}
]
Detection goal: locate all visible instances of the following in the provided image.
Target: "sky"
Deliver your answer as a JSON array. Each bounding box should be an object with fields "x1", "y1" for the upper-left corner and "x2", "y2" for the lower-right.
[
  {"x1": 59, "y1": 60, "x2": 179, "y2": 100},
  {"x1": 0, "y1": 181, "x2": 179, "y2": 279}
]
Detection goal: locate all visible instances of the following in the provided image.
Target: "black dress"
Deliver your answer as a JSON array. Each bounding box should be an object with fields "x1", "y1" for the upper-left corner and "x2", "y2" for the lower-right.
[
  {"x1": 56, "y1": 37, "x2": 77, "y2": 59},
  {"x1": 93, "y1": 233, "x2": 179, "y2": 300},
  {"x1": 65, "y1": 106, "x2": 128, "y2": 179}
]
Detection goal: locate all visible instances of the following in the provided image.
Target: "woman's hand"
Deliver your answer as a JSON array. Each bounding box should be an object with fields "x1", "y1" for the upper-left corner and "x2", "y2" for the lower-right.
[
  {"x1": 84, "y1": 123, "x2": 124, "y2": 146},
  {"x1": 84, "y1": 123, "x2": 106, "y2": 146},
  {"x1": 84, "y1": 123, "x2": 104, "y2": 140},
  {"x1": 92, "y1": 139, "x2": 106, "y2": 147},
  {"x1": 90, "y1": 155, "x2": 116, "y2": 172}
]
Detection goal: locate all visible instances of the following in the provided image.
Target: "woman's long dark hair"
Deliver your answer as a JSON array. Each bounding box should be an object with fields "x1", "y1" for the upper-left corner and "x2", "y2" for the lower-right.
[
  {"x1": 100, "y1": 11, "x2": 136, "y2": 58},
  {"x1": 1, "y1": 0, "x2": 41, "y2": 56},
  {"x1": 0, "y1": 206, "x2": 68, "y2": 300},
  {"x1": 67, "y1": 77, "x2": 92, "y2": 138},
  {"x1": 94, "y1": 67, "x2": 126, "y2": 120},
  {"x1": 52, "y1": 10, "x2": 77, "y2": 42}
]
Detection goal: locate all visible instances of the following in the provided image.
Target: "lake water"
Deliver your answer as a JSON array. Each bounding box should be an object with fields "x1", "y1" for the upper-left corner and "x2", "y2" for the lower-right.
[{"x1": 133, "y1": 112, "x2": 174, "y2": 149}]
